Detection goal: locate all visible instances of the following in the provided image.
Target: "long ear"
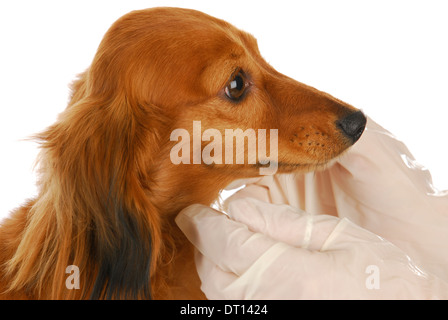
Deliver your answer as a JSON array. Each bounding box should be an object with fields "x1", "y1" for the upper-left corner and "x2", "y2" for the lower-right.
[
  {"x1": 73, "y1": 94, "x2": 161, "y2": 299},
  {"x1": 29, "y1": 81, "x2": 162, "y2": 299}
]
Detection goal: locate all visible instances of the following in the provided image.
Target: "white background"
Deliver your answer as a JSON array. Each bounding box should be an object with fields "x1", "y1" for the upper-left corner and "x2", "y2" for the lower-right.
[{"x1": 1, "y1": 0, "x2": 447, "y2": 220}]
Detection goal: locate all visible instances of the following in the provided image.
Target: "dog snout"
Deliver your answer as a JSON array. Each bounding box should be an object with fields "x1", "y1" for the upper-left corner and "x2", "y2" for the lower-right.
[{"x1": 336, "y1": 110, "x2": 367, "y2": 144}]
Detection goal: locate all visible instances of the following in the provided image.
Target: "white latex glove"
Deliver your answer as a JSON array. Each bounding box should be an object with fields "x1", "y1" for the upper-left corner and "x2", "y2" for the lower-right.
[
  {"x1": 222, "y1": 117, "x2": 448, "y2": 281},
  {"x1": 176, "y1": 197, "x2": 448, "y2": 299}
]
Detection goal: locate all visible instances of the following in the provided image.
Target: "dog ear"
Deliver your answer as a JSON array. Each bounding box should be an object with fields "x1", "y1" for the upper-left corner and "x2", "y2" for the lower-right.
[
  {"x1": 35, "y1": 80, "x2": 162, "y2": 299},
  {"x1": 78, "y1": 94, "x2": 162, "y2": 300},
  {"x1": 89, "y1": 181, "x2": 156, "y2": 299}
]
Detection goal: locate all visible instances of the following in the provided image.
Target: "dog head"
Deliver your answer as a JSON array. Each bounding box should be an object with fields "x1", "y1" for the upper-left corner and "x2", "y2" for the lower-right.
[
  {"x1": 85, "y1": 7, "x2": 366, "y2": 207},
  {"x1": 34, "y1": 7, "x2": 366, "y2": 299}
]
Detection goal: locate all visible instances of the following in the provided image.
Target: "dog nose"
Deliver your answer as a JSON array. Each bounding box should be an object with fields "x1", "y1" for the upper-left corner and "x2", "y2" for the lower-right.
[{"x1": 336, "y1": 110, "x2": 367, "y2": 143}]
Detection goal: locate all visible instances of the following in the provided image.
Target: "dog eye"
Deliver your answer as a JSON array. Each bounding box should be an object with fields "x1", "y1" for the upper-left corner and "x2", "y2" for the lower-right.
[{"x1": 225, "y1": 69, "x2": 247, "y2": 101}]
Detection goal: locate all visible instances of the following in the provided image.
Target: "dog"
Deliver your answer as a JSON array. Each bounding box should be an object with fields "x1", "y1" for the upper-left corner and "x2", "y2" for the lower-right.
[{"x1": 0, "y1": 7, "x2": 366, "y2": 299}]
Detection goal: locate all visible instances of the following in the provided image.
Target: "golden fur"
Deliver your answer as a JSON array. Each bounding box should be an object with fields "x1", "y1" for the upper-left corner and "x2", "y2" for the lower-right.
[{"x1": 0, "y1": 7, "x2": 365, "y2": 299}]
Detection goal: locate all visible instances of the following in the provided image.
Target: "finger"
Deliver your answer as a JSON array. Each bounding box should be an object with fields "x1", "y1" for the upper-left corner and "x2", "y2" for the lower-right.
[
  {"x1": 194, "y1": 253, "x2": 241, "y2": 300},
  {"x1": 197, "y1": 240, "x2": 331, "y2": 299},
  {"x1": 226, "y1": 197, "x2": 340, "y2": 250},
  {"x1": 176, "y1": 204, "x2": 288, "y2": 276}
]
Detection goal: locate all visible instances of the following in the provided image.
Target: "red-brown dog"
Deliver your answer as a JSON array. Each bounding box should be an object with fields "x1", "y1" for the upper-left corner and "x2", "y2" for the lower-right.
[{"x1": 0, "y1": 7, "x2": 366, "y2": 299}]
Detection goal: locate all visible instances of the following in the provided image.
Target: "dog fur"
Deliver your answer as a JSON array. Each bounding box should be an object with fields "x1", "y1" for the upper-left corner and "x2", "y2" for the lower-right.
[{"x1": 0, "y1": 7, "x2": 365, "y2": 299}]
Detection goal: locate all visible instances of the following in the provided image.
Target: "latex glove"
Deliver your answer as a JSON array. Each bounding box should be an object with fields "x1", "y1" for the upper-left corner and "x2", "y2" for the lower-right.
[
  {"x1": 176, "y1": 197, "x2": 448, "y2": 299},
  {"x1": 221, "y1": 117, "x2": 448, "y2": 281}
]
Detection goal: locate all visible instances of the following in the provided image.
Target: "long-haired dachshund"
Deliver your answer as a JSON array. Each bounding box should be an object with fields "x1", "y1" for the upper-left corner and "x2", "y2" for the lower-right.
[{"x1": 0, "y1": 7, "x2": 366, "y2": 299}]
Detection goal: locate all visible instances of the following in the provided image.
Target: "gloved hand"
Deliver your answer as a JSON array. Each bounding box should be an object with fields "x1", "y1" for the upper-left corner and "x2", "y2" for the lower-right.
[
  {"x1": 176, "y1": 116, "x2": 448, "y2": 299},
  {"x1": 176, "y1": 197, "x2": 448, "y2": 299},
  {"x1": 219, "y1": 117, "x2": 448, "y2": 281}
]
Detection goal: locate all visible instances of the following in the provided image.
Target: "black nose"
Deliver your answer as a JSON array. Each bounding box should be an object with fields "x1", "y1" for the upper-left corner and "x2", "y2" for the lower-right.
[{"x1": 336, "y1": 110, "x2": 367, "y2": 143}]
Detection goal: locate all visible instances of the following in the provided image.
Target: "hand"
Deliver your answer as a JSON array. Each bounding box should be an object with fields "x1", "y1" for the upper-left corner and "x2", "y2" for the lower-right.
[
  {"x1": 222, "y1": 117, "x2": 448, "y2": 281},
  {"x1": 176, "y1": 197, "x2": 448, "y2": 299}
]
